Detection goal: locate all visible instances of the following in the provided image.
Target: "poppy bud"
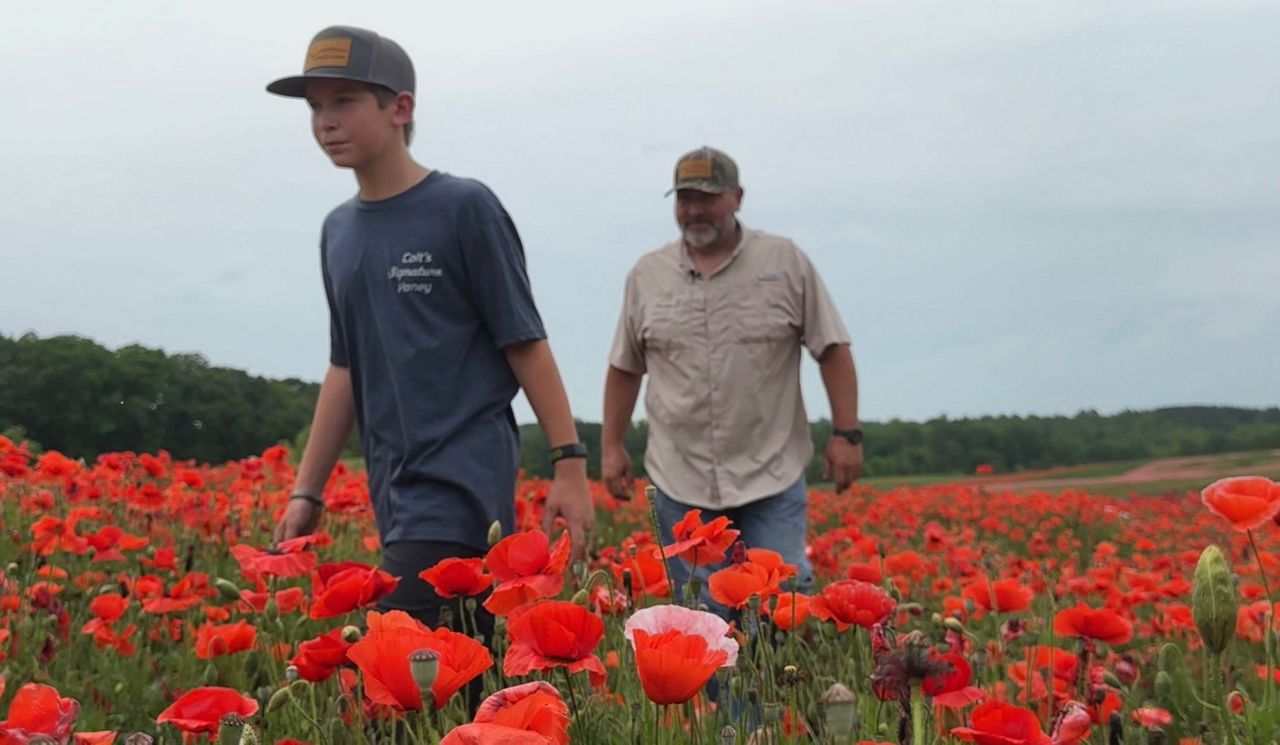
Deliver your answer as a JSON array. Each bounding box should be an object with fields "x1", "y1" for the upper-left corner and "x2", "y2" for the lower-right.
[
  {"x1": 266, "y1": 686, "x2": 293, "y2": 713},
  {"x1": 1228, "y1": 690, "x2": 1246, "y2": 714},
  {"x1": 1192, "y1": 545, "x2": 1237, "y2": 655},
  {"x1": 289, "y1": 679, "x2": 311, "y2": 697},
  {"x1": 571, "y1": 588, "x2": 590, "y2": 606},
  {"x1": 341, "y1": 625, "x2": 362, "y2": 643},
  {"x1": 1156, "y1": 643, "x2": 1182, "y2": 677},
  {"x1": 943, "y1": 617, "x2": 967, "y2": 635},
  {"x1": 820, "y1": 682, "x2": 858, "y2": 738},
  {"x1": 1115, "y1": 655, "x2": 1139, "y2": 686},
  {"x1": 1154, "y1": 671, "x2": 1173, "y2": 701},
  {"x1": 409, "y1": 648, "x2": 440, "y2": 693},
  {"x1": 1101, "y1": 671, "x2": 1124, "y2": 690},
  {"x1": 214, "y1": 577, "x2": 242, "y2": 602},
  {"x1": 487, "y1": 520, "x2": 503, "y2": 547}
]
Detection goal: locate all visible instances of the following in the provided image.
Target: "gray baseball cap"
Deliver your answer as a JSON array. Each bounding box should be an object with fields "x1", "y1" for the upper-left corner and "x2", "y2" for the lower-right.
[
  {"x1": 267, "y1": 26, "x2": 415, "y2": 99},
  {"x1": 665, "y1": 146, "x2": 740, "y2": 196}
]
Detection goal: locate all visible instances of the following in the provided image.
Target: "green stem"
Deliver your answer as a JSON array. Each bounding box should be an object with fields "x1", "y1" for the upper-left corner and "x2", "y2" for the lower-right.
[
  {"x1": 1249, "y1": 529, "x2": 1275, "y2": 710},
  {"x1": 911, "y1": 685, "x2": 926, "y2": 745}
]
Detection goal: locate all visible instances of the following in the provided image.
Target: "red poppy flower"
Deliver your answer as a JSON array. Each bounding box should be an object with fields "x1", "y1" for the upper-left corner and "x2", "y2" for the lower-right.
[
  {"x1": 1131, "y1": 707, "x2": 1173, "y2": 728},
  {"x1": 229, "y1": 541, "x2": 317, "y2": 581},
  {"x1": 810, "y1": 580, "x2": 896, "y2": 631},
  {"x1": 769, "y1": 593, "x2": 811, "y2": 631},
  {"x1": 194, "y1": 620, "x2": 257, "y2": 659},
  {"x1": 156, "y1": 686, "x2": 258, "y2": 736},
  {"x1": 72, "y1": 731, "x2": 117, "y2": 744},
  {"x1": 419, "y1": 557, "x2": 492, "y2": 599},
  {"x1": 346, "y1": 610, "x2": 492, "y2": 711},
  {"x1": 662, "y1": 509, "x2": 740, "y2": 567},
  {"x1": 440, "y1": 681, "x2": 570, "y2": 745},
  {"x1": 616, "y1": 544, "x2": 671, "y2": 600},
  {"x1": 923, "y1": 651, "x2": 985, "y2": 708},
  {"x1": 1049, "y1": 701, "x2": 1091, "y2": 745},
  {"x1": 632, "y1": 629, "x2": 729, "y2": 705},
  {"x1": 291, "y1": 627, "x2": 353, "y2": 682},
  {"x1": 504, "y1": 601, "x2": 606, "y2": 684},
  {"x1": 951, "y1": 701, "x2": 1052, "y2": 745},
  {"x1": 0, "y1": 683, "x2": 79, "y2": 743},
  {"x1": 708, "y1": 562, "x2": 774, "y2": 609},
  {"x1": 1201, "y1": 476, "x2": 1280, "y2": 531},
  {"x1": 1053, "y1": 604, "x2": 1133, "y2": 645},
  {"x1": 483, "y1": 531, "x2": 571, "y2": 616},
  {"x1": 309, "y1": 562, "x2": 399, "y2": 619},
  {"x1": 962, "y1": 576, "x2": 1033, "y2": 614}
]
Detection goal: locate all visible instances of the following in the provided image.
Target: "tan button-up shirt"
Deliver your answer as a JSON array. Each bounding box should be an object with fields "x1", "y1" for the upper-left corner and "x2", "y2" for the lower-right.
[{"x1": 609, "y1": 226, "x2": 850, "y2": 509}]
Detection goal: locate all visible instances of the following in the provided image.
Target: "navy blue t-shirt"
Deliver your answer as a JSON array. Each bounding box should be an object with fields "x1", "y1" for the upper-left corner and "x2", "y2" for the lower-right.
[{"x1": 320, "y1": 172, "x2": 545, "y2": 550}]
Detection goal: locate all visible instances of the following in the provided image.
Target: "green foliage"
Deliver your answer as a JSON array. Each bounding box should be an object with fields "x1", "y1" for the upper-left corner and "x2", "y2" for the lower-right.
[
  {"x1": 523, "y1": 405, "x2": 1280, "y2": 480},
  {"x1": 0, "y1": 332, "x2": 318, "y2": 462}
]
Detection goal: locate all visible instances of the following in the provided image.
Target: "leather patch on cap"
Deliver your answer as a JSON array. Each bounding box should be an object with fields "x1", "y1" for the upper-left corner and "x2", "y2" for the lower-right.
[
  {"x1": 677, "y1": 159, "x2": 714, "y2": 181},
  {"x1": 305, "y1": 38, "x2": 352, "y2": 70}
]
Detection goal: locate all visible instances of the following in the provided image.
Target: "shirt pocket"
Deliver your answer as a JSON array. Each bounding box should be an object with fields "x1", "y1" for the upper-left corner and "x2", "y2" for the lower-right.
[
  {"x1": 728, "y1": 285, "x2": 795, "y2": 345},
  {"x1": 642, "y1": 291, "x2": 694, "y2": 350}
]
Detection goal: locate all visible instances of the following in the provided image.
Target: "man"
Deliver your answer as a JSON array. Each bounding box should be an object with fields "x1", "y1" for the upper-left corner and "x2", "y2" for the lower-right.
[{"x1": 601, "y1": 146, "x2": 862, "y2": 610}]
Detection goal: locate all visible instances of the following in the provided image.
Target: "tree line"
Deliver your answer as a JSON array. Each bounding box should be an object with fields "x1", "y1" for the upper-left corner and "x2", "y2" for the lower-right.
[{"x1": 4, "y1": 333, "x2": 1278, "y2": 477}]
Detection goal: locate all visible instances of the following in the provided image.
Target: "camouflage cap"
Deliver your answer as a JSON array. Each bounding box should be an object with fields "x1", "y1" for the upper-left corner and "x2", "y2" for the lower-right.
[
  {"x1": 266, "y1": 26, "x2": 415, "y2": 99},
  {"x1": 665, "y1": 146, "x2": 740, "y2": 196}
]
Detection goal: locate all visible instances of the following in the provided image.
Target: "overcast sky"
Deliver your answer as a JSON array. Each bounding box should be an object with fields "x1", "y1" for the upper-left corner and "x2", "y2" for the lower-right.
[{"x1": 2, "y1": 0, "x2": 1277, "y2": 425}]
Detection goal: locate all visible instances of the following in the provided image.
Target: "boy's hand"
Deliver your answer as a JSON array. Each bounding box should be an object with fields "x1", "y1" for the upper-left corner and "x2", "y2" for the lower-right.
[
  {"x1": 273, "y1": 498, "x2": 323, "y2": 545},
  {"x1": 542, "y1": 462, "x2": 595, "y2": 562},
  {"x1": 601, "y1": 443, "x2": 635, "y2": 501}
]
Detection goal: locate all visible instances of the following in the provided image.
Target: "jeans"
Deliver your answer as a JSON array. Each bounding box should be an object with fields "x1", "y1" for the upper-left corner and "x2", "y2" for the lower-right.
[{"x1": 652, "y1": 474, "x2": 814, "y2": 620}]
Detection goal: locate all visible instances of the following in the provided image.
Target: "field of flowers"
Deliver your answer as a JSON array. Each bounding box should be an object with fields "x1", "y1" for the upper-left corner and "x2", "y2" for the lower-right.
[{"x1": 2, "y1": 434, "x2": 1280, "y2": 743}]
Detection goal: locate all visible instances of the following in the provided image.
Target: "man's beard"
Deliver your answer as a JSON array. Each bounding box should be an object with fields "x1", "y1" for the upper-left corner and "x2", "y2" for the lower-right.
[{"x1": 682, "y1": 223, "x2": 719, "y2": 249}]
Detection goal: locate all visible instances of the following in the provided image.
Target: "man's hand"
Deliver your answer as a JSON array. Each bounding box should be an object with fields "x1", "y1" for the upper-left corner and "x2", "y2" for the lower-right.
[
  {"x1": 542, "y1": 463, "x2": 595, "y2": 562},
  {"x1": 272, "y1": 498, "x2": 324, "y2": 545},
  {"x1": 601, "y1": 443, "x2": 635, "y2": 501},
  {"x1": 824, "y1": 438, "x2": 864, "y2": 493}
]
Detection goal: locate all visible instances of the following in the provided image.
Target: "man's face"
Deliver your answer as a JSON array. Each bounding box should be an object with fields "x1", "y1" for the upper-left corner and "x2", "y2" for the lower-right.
[
  {"x1": 676, "y1": 188, "x2": 742, "y2": 250},
  {"x1": 305, "y1": 79, "x2": 402, "y2": 169}
]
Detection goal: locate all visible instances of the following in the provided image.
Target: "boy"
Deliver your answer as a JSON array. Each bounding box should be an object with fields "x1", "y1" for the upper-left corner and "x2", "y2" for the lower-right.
[{"x1": 266, "y1": 26, "x2": 594, "y2": 635}]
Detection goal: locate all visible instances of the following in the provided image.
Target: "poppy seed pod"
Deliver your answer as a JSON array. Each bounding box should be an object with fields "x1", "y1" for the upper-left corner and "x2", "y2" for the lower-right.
[
  {"x1": 217, "y1": 714, "x2": 244, "y2": 745},
  {"x1": 409, "y1": 648, "x2": 440, "y2": 692},
  {"x1": 820, "y1": 682, "x2": 859, "y2": 738},
  {"x1": 123, "y1": 735, "x2": 154, "y2": 745},
  {"x1": 1192, "y1": 545, "x2": 1237, "y2": 655},
  {"x1": 340, "y1": 625, "x2": 362, "y2": 643},
  {"x1": 487, "y1": 520, "x2": 503, "y2": 547}
]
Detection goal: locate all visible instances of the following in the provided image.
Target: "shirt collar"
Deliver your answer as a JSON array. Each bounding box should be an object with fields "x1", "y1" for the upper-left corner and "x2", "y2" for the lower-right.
[{"x1": 677, "y1": 221, "x2": 748, "y2": 276}]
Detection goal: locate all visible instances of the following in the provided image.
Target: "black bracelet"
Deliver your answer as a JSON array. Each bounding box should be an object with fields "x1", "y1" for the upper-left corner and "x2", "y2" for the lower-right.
[
  {"x1": 290, "y1": 493, "x2": 324, "y2": 508},
  {"x1": 548, "y1": 442, "x2": 588, "y2": 464}
]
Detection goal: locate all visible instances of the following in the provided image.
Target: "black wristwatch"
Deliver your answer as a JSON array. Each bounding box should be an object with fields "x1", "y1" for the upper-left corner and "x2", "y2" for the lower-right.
[
  {"x1": 548, "y1": 442, "x2": 589, "y2": 464},
  {"x1": 832, "y1": 428, "x2": 864, "y2": 446}
]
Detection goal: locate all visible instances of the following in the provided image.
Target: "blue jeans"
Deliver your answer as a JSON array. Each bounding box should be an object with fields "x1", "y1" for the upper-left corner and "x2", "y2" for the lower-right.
[{"x1": 653, "y1": 474, "x2": 814, "y2": 619}]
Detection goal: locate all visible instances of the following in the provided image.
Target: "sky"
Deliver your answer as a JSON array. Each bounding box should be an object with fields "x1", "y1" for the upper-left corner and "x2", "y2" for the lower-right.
[{"x1": 2, "y1": 0, "x2": 1278, "y2": 425}]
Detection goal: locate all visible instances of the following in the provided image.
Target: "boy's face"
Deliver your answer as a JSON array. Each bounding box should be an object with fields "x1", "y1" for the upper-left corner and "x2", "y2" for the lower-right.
[{"x1": 305, "y1": 79, "x2": 407, "y2": 169}]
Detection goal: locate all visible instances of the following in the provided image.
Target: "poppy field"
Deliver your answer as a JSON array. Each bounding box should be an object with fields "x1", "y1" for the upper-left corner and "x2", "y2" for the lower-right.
[{"x1": 2, "y1": 436, "x2": 1280, "y2": 744}]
